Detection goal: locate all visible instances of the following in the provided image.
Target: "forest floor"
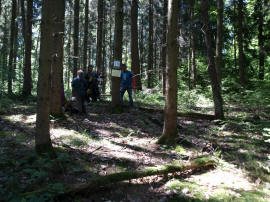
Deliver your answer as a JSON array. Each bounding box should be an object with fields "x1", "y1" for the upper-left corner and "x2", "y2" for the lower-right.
[{"x1": 1, "y1": 94, "x2": 270, "y2": 201}]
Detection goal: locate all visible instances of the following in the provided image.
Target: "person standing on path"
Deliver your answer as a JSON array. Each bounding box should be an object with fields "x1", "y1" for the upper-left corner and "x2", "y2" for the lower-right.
[{"x1": 120, "y1": 63, "x2": 136, "y2": 107}]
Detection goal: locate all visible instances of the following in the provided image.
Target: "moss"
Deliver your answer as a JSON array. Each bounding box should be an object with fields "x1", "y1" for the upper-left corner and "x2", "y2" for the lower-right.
[{"x1": 157, "y1": 135, "x2": 178, "y2": 145}]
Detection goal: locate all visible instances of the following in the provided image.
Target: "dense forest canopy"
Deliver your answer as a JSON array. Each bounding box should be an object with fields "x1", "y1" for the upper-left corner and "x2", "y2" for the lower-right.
[{"x1": 0, "y1": 0, "x2": 269, "y2": 96}]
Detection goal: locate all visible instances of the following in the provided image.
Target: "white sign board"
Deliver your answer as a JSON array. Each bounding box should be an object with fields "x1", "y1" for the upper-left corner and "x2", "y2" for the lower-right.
[
  {"x1": 114, "y1": 60, "x2": 120, "y2": 68},
  {"x1": 112, "y1": 69, "x2": 121, "y2": 77}
]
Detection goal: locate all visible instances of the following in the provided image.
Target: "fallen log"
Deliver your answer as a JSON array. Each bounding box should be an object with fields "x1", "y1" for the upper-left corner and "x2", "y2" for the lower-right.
[{"x1": 21, "y1": 156, "x2": 216, "y2": 197}]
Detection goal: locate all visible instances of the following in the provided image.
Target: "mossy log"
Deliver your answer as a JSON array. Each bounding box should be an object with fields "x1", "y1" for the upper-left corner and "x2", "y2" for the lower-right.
[{"x1": 21, "y1": 156, "x2": 216, "y2": 197}]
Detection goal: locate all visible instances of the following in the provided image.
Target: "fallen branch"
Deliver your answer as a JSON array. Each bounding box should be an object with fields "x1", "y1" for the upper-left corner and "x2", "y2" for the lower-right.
[{"x1": 21, "y1": 156, "x2": 216, "y2": 197}]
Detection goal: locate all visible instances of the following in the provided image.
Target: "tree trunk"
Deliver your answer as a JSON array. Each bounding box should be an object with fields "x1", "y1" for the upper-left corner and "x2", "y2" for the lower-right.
[
  {"x1": 233, "y1": 0, "x2": 237, "y2": 70},
  {"x1": 13, "y1": 4, "x2": 19, "y2": 91},
  {"x1": 111, "y1": 0, "x2": 123, "y2": 107},
  {"x1": 215, "y1": 0, "x2": 223, "y2": 86},
  {"x1": 8, "y1": 0, "x2": 17, "y2": 94},
  {"x1": 97, "y1": 0, "x2": 104, "y2": 72},
  {"x1": 22, "y1": 0, "x2": 33, "y2": 96},
  {"x1": 108, "y1": 0, "x2": 113, "y2": 93},
  {"x1": 50, "y1": 0, "x2": 66, "y2": 116},
  {"x1": 158, "y1": 0, "x2": 179, "y2": 145},
  {"x1": 201, "y1": 0, "x2": 224, "y2": 119},
  {"x1": 161, "y1": 0, "x2": 167, "y2": 96},
  {"x1": 131, "y1": 0, "x2": 142, "y2": 91},
  {"x1": 1, "y1": 15, "x2": 8, "y2": 95},
  {"x1": 83, "y1": 0, "x2": 89, "y2": 72},
  {"x1": 139, "y1": 15, "x2": 144, "y2": 83},
  {"x1": 190, "y1": 0, "x2": 196, "y2": 89},
  {"x1": 66, "y1": 1, "x2": 73, "y2": 90},
  {"x1": 36, "y1": 0, "x2": 57, "y2": 155},
  {"x1": 147, "y1": 0, "x2": 153, "y2": 89},
  {"x1": 73, "y1": 0, "x2": 79, "y2": 79},
  {"x1": 102, "y1": 1, "x2": 107, "y2": 93},
  {"x1": 0, "y1": 0, "x2": 2, "y2": 17},
  {"x1": 238, "y1": 0, "x2": 245, "y2": 85},
  {"x1": 258, "y1": 1, "x2": 264, "y2": 80}
]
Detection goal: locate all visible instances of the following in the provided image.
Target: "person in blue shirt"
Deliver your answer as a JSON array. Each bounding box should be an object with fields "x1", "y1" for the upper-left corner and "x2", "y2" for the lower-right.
[
  {"x1": 120, "y1": 63, "x2": 136, "y2": 106},
  {"x1": 72, "y1": 70, "x2": 88, "y2": 113}
]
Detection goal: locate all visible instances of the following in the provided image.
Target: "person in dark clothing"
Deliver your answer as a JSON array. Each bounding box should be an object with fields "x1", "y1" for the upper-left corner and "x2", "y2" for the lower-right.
[
  {"x1": 72, "y1": 70, "x2": 88, "y2": 113},
  {"x1": 85, "y1": 65, "x2": 99, "y2": 102},
  {"x1": 120, "y1": 63, "x2": 136, "y2": 106}
]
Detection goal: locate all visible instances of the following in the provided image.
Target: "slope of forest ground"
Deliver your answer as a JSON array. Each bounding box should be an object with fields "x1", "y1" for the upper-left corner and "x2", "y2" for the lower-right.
[{"x1": 1, "y1": 81, "x2": 270, "y2": 201}]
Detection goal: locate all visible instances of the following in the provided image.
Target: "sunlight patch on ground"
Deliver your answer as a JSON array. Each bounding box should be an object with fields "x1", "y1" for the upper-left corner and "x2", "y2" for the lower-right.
[
  {"x1": 196, "y1": 94, "x2": 213, "y2": 108},
  {"x1": 4, "y1": 114, "x2": 36, "y2": 124},
  {"x1": 164, "y1": 160, "x2": 260, "y2": 200}
]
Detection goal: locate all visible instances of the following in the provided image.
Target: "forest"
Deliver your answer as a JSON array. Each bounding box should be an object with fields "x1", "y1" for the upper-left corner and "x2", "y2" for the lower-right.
[{"x1": 0, "y1": 0, "x2": 270, "y2": 201}]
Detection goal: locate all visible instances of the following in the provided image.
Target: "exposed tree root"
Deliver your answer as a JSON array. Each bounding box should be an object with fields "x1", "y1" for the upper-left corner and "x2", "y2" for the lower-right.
[
  {"x1": 21, "y1": 156, "x2": 216, "y2": 197},
  {"x1": 137, "y1": 107, "x2": 217, "y2": 120}
]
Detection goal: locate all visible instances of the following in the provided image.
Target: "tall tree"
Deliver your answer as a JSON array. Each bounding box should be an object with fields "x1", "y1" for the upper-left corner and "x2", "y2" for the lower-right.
[
  {"x1": 161, "y1": 0, "x2": 167, "y2": 96},
  {"x1": 147, "y1": 0, "x2": 154, "y2": 88},
  {"x1": 83, "y1": 0, "x2": 89, "y2": 72},
  {"x1": 111, "y1": 0, "x2": 123, "y2": 107},
  {"x1": 102, "y1": 1, "x2": 107, "y2": 93},
  {"x1": 190, "y1": 0, "x2": 196, "y2": 88},
  {"x1": 201, "y1": 0, "x2": 224, "y2": 119},
  {"x1": 50, "y1": 0, "x2": 66, "y2": 116},
  {"x1": 36, "y1": 0, "x2": 64, "y2": 155},
  {"x1": 257, "y1": 0, "x2": 265, "y2": 80},
  {"x1": 238, "y1": 0, "x2": 245, "y2": 85},
  {"x1": 22, "y1": 0, "x2": 33, "y2": 96},
  {"x1": 131, "y1": 0, "x2": 142, "y2": 90},
  {"x1": 215, "y1": 0, "x2": 224, "y2": 85},
  {"x1": 158, "y1": 0, "x2": 179, "y2": 144},
  {"x1": 96, "y1": 0, "x2": 104, "y2": 72},
  {"x1": 73, "y1": 0, "x2": 79, "y2": 78},
  {"x1": 8, "y1": 0, "x2": 17, "y2": 94},
  {"x1": 0, "y1": 0, "x2": 2, "y2": 17},
  {"x1": 1, "y1": 15, "x2": 8, "y2": 94},
  {"x1": 66, "y1": 0, "x2": 73, "y2": 90}
]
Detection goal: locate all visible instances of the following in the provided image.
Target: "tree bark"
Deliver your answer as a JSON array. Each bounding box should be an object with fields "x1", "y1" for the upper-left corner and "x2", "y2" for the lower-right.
[
  {"x1": 161, "y1": 0, "x2": 168, "y2": 96},
  {"x1": 238, "y1": 0, "x2": 245, "y2": 85},
  {"x1": 22, "y1": 0, "x2": 33, "y2": 96},
  {"x1": 83, "y1": 0, "x2": 89, "y2": 72},
  {"x1": 111, "y1": 0, "x2": 123, "y2": 107},
  {"x1": 13, "y1": 3, "x2": 19, "y2": 90},
  {"x1": 1, "y1": 15, "x2": 8, "y2": 95},
  {"x1": 73, "y1": 0, "x2": 79, "y2": 79},
  {"x1": 257, "y1": 1, "x2": 264, "y2": 80},
  {"x1": 139, "y1": 15, "x2": 144, "y2": 83},
  {"x1": 201, "y1": 0, "x2": 224, "y2": 119},
  {"x1": 0, "y1": 0, "x2": 2, "y2": 18},
  {"x1": 96, "y1": 0, "x2": 104, "y2": 72},
  {"x1": 147, "y1": 0, "x2": 154, "y2": 89},
  {"x1": 102, "y1": 1, "x2": 107, "y2": 93},
  {"x1": 8, "y1": 0, "x2": 17, "y2": 94},
  {"x1": 190, "y1": 0, "x2": 196, "y2": 89},
  {"x1": 131, "y1": 0, "x2": 142, "y2": 91},
  {"x1": 215, "y1": 0, "x2": 224, "y2": 86},
  {"x1": 158, "y1": 0, "x2": 179, "y2": 145},
  {"x1": 50, "y1": 0, "x2": 66, "y2": 116},
  {"x1": 66, "y1": 1, "x2": 73, "y2": 90},
  {"x1": 36, "y1": 0, "x2": 57, "y2": 155}
]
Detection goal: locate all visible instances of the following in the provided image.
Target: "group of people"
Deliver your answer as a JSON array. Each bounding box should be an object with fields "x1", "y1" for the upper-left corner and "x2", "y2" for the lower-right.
[{"x1": 70, "y1": 63, "x2": 135, "y2": 114}]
